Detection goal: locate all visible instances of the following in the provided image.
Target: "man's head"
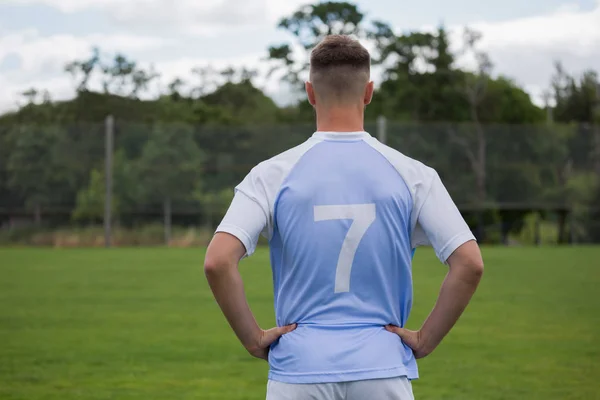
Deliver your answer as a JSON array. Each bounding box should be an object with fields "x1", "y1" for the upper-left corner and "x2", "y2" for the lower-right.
[{"x1": 307, "y1": 35, "x2": 373, "y2": 108}]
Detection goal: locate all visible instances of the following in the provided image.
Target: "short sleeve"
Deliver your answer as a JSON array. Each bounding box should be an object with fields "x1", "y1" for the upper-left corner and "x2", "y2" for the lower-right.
[
  {"x1": 214, "y1": 138, "x2": 321, "y2": 256},
  {"x1": 414, "y1": 171, "x2": 476, "y2": 263},
  {"x1": 215, "y1": 167, "x2": 271, "y2": 257},
  {"x1": 215, "y1": 191, "x2": 267, "y2": 257}
]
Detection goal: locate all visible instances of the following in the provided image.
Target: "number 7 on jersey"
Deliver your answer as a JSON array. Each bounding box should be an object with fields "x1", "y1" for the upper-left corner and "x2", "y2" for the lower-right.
[{"x1": 314, "y1": 204, "x2": 376, "y2": 293}]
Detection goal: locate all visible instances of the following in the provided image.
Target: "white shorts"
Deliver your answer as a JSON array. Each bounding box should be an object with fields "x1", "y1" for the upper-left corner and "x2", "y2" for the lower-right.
[{"x1": 266, "y1": 377, "x2": 414, "y2": 400}]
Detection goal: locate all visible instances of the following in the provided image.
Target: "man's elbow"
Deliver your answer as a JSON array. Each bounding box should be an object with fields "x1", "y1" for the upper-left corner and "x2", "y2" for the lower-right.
[
  {"x1": 448, "y1": 242, "x2": 484, "y2": 283},
  {"x1": 204, "y1": 255, "x2": 229, "y2": 278},
  {"x1": 204, "y1": 233, "x2": 245, "y2": 279},
  {"x1": 469, "y1": 258, "x2": 484, "y2": 280},
  {"x1": 451, "y1": 258, "x2": 483, "y2": 286},
  {"x1": 460, "y1": 251, "x2": 485, "y2": 284}
]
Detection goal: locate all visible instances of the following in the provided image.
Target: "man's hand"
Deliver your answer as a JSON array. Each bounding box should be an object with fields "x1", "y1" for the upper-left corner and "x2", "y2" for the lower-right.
[
  {"x1": 246, "y1": 324, "x2": 297, "y2": 361},
  {"x1": 206, "y1": 233, "x2": 295, "y2": 362},
  {"x1": 385, "y1": 325, "x2": 431, "y2": 359},
  {"x1": 386, "y1": 241, "x2": 484, "y2": 360}
]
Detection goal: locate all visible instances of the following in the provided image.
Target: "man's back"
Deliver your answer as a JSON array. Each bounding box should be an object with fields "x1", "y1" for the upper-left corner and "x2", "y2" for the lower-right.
[
  {"x1": 221, "y1": 131, "x2": 450, "y2": 383},
  {"x1": 205, "y1": 35, "x2": 483, "y2": 400}
]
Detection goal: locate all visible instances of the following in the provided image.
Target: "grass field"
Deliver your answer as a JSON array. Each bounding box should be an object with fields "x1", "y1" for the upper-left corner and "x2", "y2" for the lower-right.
[{"x1": 1, "y1": 247, "x2": 599, "y2": 400}]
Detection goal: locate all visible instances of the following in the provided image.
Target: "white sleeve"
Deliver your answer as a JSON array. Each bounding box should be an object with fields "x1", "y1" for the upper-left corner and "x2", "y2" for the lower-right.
[
  {"x1": 215, "y1": 190, "x2": 267, "y2": 257},
  {"x1": 414, "y1": 171, "x2": 476, "y2": 263},
  {"x1": 215, "y1": 163, "x2": 274, "y2": 256},
  {"x1": 214, "y1": 138, "x2": 320, "y2": 256}
]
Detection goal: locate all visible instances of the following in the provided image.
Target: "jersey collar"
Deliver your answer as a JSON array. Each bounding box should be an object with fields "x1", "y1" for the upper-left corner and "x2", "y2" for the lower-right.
[{"x1": 312, "y1": 131, "x2": 372, "y2": 141}]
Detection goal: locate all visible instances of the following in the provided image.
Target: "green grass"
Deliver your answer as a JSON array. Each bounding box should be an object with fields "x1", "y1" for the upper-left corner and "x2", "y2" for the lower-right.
[{"x1": 1, "y1": 247, "x2": 599, "y2": 399}]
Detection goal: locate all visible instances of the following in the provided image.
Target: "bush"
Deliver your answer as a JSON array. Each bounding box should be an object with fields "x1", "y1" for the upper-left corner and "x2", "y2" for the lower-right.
[{"x1": 0, "y1": 225, "x2": 214, "y2": 247}]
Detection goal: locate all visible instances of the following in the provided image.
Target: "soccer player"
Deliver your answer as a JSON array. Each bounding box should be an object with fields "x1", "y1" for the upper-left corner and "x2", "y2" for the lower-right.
[{"x1": 204, "y1": 35, "x2": 484, "y2": 400}]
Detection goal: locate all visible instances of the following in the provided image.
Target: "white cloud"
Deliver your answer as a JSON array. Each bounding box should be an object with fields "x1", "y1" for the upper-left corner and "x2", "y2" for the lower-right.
[
  {"x1": 446, "y1": 1, "x2": 600, "y2": 105},
  {"x1": 0, "y1": 75, "x2": 72, "y2": 113},
  {"x1": 0, "y1": 29, "x2": 170, "y2": 112},
  {"x1": 2, "y1": 1, "x2": 599, "y2": 111},
  {"x1": 472, "y1": 3, "x2": 600, "y2": 55},
  {"x1": 7, "y1": 0, "x2": 168, "y2": 13},
  {"x1": 0, "y1": 47, "x2": 287, "y2": 112},
  {"x1": 264, "y1": 0, "x2": 306, "y2": 24},
  {"x1": 150, "y1": 53, "x2": 295, "y2": 102},
  {"x1": 8, "y1": 0, "x2": 306, "y2": 34},
  {"x1": 0, "y1": 30, "x2": 168, "y2": 77},
  {"x1": 153, "y1": 54, "x2": 264, "y2": 89}
]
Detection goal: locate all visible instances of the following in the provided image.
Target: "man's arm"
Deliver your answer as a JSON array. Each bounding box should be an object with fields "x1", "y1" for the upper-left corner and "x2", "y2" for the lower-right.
[
  {"x1": 387, "y1": 170, "x2": 483, "y2": 358},
  {"x1": 205, "y1": 233, "x2": 296, "y2": 360},
  {"x1": 204, "y1": 188, "x2": 296, "y2": 360},
  {"x1": 386, "y1": 240, "x2": 483, "y2": 358}
]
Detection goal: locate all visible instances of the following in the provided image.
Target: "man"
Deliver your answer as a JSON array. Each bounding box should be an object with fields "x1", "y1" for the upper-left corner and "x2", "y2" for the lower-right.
[{"x1": 204, "y1": 35, "x2": 484, "y2": 400}]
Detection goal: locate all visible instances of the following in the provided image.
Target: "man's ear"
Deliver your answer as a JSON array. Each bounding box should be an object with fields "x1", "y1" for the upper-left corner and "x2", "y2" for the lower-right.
[
  {"x1": 364, "y1": 81, "x2": 374, "y2": 105},
  {"x1": 306, "y1": 81, "x2": 317, "y2": 106}
]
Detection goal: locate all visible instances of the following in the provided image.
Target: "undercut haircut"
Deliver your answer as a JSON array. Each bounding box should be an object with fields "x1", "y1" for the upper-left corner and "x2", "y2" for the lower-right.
[{"x1": 309, "y1": 35, "x2": 371, "y2": 105}]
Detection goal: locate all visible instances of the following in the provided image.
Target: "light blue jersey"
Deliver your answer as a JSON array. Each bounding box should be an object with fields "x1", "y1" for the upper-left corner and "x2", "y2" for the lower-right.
[{"x1": 217, "y1": 131, "x2": 475, "y2": 384}]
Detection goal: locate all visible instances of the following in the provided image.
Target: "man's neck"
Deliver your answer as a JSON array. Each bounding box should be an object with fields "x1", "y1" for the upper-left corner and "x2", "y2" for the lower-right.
[{"x1": 315, "y1": 105, "x2": 365, "y2": 132}]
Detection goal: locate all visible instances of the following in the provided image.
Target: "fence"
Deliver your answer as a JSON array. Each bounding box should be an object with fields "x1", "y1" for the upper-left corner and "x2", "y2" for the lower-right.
[{"x1": 1, "y1": 118, "x2": 599, "y2": 246}]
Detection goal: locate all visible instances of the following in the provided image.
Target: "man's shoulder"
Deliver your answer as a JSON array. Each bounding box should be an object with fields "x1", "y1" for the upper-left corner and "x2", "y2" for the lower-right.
[
  {"x1": 249, "y1": 138, "x2": 320, "y2": 181},
  {"x1": 364, "y1": 137, "x2": 437, "y2": 187}
]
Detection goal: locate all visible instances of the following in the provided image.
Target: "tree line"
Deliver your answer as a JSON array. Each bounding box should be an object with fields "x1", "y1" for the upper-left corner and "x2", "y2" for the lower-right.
[{"x1": 0, "y1": 1, "x2": 599, "y2": 244}]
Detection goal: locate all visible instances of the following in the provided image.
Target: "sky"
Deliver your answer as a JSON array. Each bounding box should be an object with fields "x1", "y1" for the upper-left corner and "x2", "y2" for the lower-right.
[{"x1": 0, "y1": 0, "x2": 599, "y2": 112}]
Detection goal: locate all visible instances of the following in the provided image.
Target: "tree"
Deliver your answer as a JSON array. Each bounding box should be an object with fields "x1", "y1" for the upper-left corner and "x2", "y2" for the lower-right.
[
  {"x1": 194, "y1": 188, "x2": 234, "y2": 230},
  {"x1": 550, "y1": 64, "x2": 600, "y2": 242},
  {"x1": 72, "y1": 150, "x2": 137, "y2": 223},
  {"x1": 72, "y1": 169, "x2": 115, "y2": 223},
  {"x1": 0, "y1": 7, "x2": 597, "y2": 246},
  {"x1": 14, "y1": 88, "x2": 57, "y2": 120},
  {"x1": 553, "y1": 67, "x2": 600, "y2": 173},
  {"x1": 444, "y1": 28, "x2": 492, "y2": 240},
  {"x1": 371, "y1": 26, "x2": 465, "y2": 121},
  {"x1": 136, "y1": 123, "x2": 204, "y2": 245},
  {"x1": 65, "y1": 47, "x2": 101, "y2": 93},
  {"x1": 7, "y1": 125, "x2": 66, "y2": 225},
  {"x1": 221, "y1": 66, "x2": 236, "y2": 83},
  {"x1": 191, "y1": 66, "x2": 219, "y2": 98},
  {"x1": 592, "y1": 81, "x2": 600, "y2": 241},
  {"x1": 102, "y1": 53, "x2": 136, "y2": 95},
  {"x1": 201, "y1": 79, "x2": 280, "y2": 124},
  {"x1": 240, "y1": 67, "x2": 258, "y2": 83},
  {"x1": 21, "y1": 88, "x2": 39, "y2": 105},
  {"x1": 0, "y1": 124, "x2": 17, "y2": 222},
  {"x1": 130, "y1": 65, "x2": 160, "y2": 99},
  {"x1": 373, "y1": 24, "x2": 544, "y2": 242},
  {"x1": 553, "y1": 64, "x2": 598, "y2": 124},
  {"x1": 267, "y1": 1, "x2": 368, "y2": 88},
  {"x1": 588, "y1": 183, "x2": 600, "y2": 242},
  {"x1": 167, "y1": 78, "x2": 185, "y2": 101}
]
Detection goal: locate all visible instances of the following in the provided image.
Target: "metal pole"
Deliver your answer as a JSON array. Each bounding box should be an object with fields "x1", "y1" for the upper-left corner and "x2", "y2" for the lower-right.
[
  {"x1": 164, "y1": 198, "x2": 172, "y2": 246},
  {"x1": 541, "y1": 90, "x2": 553, "y2": 126},
  {"x1": 104, "y1": 115, "x2": 114, "y2": 248},
  {"x1": 594, "y1": 83, "x2": 600, "y2": 176},
  {"x1": 377, "y1": 115, "x2": 387, "y2": 144},
  {"x1": 534, "y1": 213, "x2": 541, "y2": 246},
  {"x1": 569, "y1": 209, "x2": 576, "y2": 245}
]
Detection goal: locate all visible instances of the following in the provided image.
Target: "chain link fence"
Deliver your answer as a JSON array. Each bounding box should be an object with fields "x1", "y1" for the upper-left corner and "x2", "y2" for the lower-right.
[{"x1": 1, "y1": 119, "x2": 599, "y2": 246}]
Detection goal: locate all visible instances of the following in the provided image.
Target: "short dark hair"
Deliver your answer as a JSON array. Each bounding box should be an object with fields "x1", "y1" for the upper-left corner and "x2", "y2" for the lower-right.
[
  {"x1": 309, "y1": 35, "x2": 371, "y2": 103},
  {"x1": 310, "y1": 35, "x2": 371, "y2": 70}
]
